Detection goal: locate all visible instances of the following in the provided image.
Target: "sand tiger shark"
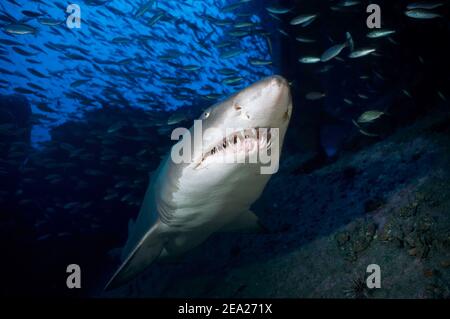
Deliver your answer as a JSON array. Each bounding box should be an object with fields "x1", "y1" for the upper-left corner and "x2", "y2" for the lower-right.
[{"x1": 105, "y1": 75, "x2": 292, "y2": 290}]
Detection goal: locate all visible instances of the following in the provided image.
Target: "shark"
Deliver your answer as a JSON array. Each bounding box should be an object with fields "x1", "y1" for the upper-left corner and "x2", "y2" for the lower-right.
[{"x1": 105, "y1": 75, "x2": 292, "y2": 290}]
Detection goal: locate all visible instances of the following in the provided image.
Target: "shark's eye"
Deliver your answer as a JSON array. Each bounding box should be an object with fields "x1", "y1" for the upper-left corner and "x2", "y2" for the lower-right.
[
  {"x1": 234, "y1": 103, "x2": 242, "y2": 111},
  {"x1": 203, "y1": 111, "x2": 210, "y2": 119}
]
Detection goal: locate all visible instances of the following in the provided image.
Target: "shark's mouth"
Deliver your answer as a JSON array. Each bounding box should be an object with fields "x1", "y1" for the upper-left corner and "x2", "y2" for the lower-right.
[{"x1": 195, "y1": 127, "x2": 274, "y2": 168}]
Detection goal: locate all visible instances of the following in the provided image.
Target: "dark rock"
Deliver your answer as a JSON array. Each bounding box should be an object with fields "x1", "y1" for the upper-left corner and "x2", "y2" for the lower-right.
[
  {"x1": 364, "y1": 197, "x2": 385, "y2": 213},
  {"x1": 424, "y1": 284, "x2": 445, "y2": 299},
  {"x1": 398, "y1": 202, "x2": 419, "y2": 218},
  {"x1": 335, "y1": 231, "x2": 350, "y2": 246},
  {"x1": 292, "y1": 151, "x2": 328, "y2": 175},
  {"x1": 0, "y1": 94, "x2": 32, "y2": 128},
  {"x1": 404, "y1": 234, "x2": 416, "y2": 248}
]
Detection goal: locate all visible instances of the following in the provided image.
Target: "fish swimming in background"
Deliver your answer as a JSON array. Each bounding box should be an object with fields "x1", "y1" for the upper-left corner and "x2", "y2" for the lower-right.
[
  {"x1": 105, "y1": 75, "x2": 293, "y2": 290},
  {"x1": 348, "y1": 48, "x2": 376, "y2": 59},
  {"x1": 405, "y1": 9, "x2": 442, "y2": 19},
  {"x1": 290, "y1": 14, "x2": 317, "y2": 26},
  {"x1": 298, "y1": 56, "x2": 321, "y2": 64},
  {"x1": 305, "y1": 91, "x2": 326, "y2": 101},
  {"x1": 320, "y1": 42, "x2": 347, "y2": 62},
  {"x1": 295, "y1": 36, "x2": 316, "y2": 43},
  {"x1": 406, "y1": 1, "x2": 445, "y2": 10},
  {"x1": 265, "y1": 6, "x2": 292, "y2": 15},
  {"x1": 366, "y1": 29, "x2": 396, "y2": 39},
  {"x1": 356, "y1": 110, "x2": 385, "y2": 123},
  {"x1": 4, "y1": 23, "x2": 37, "y2": 35}
]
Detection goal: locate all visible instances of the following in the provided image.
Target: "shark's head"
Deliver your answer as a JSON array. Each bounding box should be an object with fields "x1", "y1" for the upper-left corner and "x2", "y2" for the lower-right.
[
  {"x1": 188, "y1": 75, "x2": 292, "y2": 172},
  {"x1": 202, "y1": 75, "x2": 292, "y2": 132}
]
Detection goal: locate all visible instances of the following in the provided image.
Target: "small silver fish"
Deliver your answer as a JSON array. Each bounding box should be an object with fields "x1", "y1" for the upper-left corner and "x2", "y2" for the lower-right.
[
  {"x1": 321, "y1": 43, "x2": 347, "y2": 62},
  {"x1": 357, "y1": 110, "x2": 385, "y2": 123},
  {"x1": 4, "y1": 23, "x2": 37, "y2": 35},
  {"x1": 296, "y1": 36, "x2": 316, "y2": 43},
  {"x1": 349, "y1": 48, "x2": 376, "y2": 58},
  {"x1": 305, "y1": 92, "x2": 326, "y2": 100},
  {"x1": 290, "y1": 14, "x2": 317, "y2": 26},
  {"x1": 406, "y1": 2, "x2": 445, "y2": 10},
  {"x1": 367, "y1": 29, "x2": 396, "y2": 38},
  {"x1": 405, "y1": 9, "x2": 442, "y2": 19},
  {"x1": 299, "y1": 56, "x2": 321, "y2": 64},
  {"x1": 266, "y1": 6, "x2": 291, "y2": 14}
]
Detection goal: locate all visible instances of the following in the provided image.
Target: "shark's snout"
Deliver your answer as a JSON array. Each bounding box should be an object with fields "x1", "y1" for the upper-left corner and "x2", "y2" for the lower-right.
[
  {"x1": 257, "y1": 75, "x2": 292, "y2": 123},
  {"x1": 260, "y1": 75, "x2": 291, "y2": 107},
  {"x1": 229, "y1": 75, "x2": 292, "y2": 128},
  {"x1": 267, "y1": 75, "x2": 289, "y2": 89},
  {"x1": 267, "y1": 75, "x2": 291, "y2": 111}
]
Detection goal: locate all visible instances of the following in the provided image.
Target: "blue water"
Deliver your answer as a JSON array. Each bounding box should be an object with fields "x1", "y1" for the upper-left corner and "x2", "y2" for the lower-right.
[{"x1": 0, "y1": 0, "x2": 272, "y2": 144}]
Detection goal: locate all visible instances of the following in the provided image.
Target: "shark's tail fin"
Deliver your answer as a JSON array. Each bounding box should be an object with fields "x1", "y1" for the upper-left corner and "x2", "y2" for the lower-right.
[{"x1": 104, "y1": 221, "x2": 164, "y2": 291}]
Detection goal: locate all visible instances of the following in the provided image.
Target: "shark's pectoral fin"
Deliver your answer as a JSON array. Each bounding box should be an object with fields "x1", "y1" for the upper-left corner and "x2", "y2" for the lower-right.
[
  {"x1": 220, "y1": 210, "x2": 267, "y2": 233},
  {"x1": 104, "y1": 223, "x2": 164, "y2": 291}
]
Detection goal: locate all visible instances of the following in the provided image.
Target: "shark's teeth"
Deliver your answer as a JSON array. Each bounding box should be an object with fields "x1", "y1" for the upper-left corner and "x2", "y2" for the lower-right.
[{"x1": 195, "y1": 128, "x2": 273, "y2": 168}]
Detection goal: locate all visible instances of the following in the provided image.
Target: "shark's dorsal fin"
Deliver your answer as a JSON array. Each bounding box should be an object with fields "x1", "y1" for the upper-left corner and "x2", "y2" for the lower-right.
[{"x1": 219, "y1": 210, "x2": 266, "y2": 233}]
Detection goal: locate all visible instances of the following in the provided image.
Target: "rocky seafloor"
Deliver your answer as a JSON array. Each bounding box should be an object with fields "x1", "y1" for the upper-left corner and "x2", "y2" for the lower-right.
[{"x1": 105, "y1": 109, "x2": 450, "y2": 298}]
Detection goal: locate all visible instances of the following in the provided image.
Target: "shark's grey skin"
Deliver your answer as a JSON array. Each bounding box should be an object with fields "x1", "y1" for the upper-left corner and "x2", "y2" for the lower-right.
[{"x1": 105, "y1": 75, "x2": 292, "y2": 290}]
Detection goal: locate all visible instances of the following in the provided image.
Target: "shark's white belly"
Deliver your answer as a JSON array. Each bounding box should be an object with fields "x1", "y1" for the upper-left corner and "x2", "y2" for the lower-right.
[{"x1": 156, "y1": 160, "x2": 270, "y2": 256}]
